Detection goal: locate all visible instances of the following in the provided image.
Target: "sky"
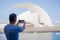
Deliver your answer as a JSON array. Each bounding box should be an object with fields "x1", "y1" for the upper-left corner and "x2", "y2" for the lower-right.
[{"x1": 0, "y1": 0, "x2": 60, "y2": 25}]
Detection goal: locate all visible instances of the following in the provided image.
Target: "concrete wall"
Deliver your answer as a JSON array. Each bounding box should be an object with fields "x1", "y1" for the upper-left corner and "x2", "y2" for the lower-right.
[{"x1": 0, "y1": 33, "x2": 53, "y2": 40}]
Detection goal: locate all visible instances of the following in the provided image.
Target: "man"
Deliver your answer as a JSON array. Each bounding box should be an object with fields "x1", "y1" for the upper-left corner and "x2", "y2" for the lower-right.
[{"x1": 4, "y1": 13, "x2": 25, "y2": 40}]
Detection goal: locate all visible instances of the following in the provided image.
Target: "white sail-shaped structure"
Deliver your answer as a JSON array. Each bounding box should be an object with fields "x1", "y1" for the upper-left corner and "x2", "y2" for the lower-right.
[
  {"x1": 17, "y1": 10, "x2": 53, "y2": 27},
  {"x1": 8, "y1": 3, "x2": 53, "y2": 27}
]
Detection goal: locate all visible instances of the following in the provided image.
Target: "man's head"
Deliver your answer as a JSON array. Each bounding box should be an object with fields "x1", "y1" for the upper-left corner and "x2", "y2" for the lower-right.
[{"x1": 9, "y1": 13, "x2": 17, "y2": 24}]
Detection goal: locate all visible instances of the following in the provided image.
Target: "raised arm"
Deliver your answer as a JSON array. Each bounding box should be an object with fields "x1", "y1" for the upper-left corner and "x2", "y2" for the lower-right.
[{"x1": 16, "y1": 20, "x2": 26, "y2": 32}]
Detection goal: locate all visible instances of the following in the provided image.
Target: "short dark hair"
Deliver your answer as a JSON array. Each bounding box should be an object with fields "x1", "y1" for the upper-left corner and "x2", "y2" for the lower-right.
[{"x1": 9, "y1": 13, "x2": 17, "y2": 23}]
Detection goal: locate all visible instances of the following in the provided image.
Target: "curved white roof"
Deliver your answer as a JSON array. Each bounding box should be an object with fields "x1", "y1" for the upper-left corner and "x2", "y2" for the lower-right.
[{"x1": 17, "y1": 11, "x2": 40, "y2": 27}]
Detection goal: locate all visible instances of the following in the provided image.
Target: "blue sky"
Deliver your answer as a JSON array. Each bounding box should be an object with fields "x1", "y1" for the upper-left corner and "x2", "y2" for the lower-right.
[{"x1": 0, "y1": 0, "x2": 60, "y2": 24}]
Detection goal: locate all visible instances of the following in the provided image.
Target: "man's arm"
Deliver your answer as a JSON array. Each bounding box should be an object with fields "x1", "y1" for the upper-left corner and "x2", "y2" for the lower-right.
[
  {"x1": 22, "y1": 21, "x2": 25, "y2": 30},
  {"x1": 16, "y1": 21, "x2": 26, "y2": 32}
]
